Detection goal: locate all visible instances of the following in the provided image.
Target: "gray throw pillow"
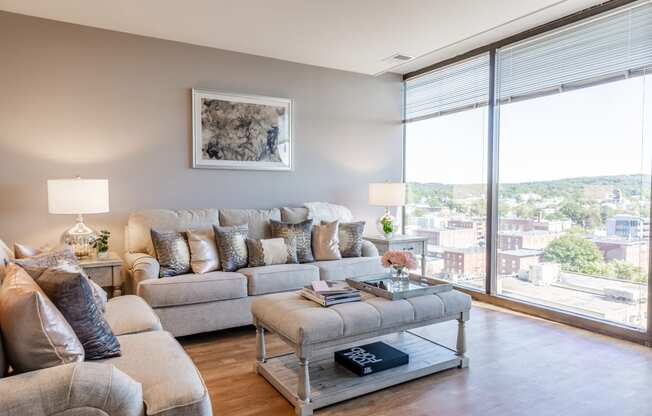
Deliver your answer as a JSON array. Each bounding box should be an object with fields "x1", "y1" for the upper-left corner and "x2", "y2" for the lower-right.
[
  {"x1": 270, "y1": 219, "x2": 314, "y2": 263},
  {"x1": 214, "y1": 224, "x2": 249, "y2": 272},
  {"x1": 150, "y1": 229, "x2": 191, "y2": 277},
  {"x1": 36, "y1": 264, "x2": 121, "y2": 360},
  {"x1": 338, "y1": 221, "x2": 365, "y2": 258},
  {"x1": 246, "y1": 238, "x2": 298, "y2": 267}
]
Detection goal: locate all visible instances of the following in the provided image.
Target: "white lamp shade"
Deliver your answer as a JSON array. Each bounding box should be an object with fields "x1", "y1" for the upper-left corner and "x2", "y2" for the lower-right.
[
  {"x1": 369, "y1": 182, "x2": 406, "y2": 207},
  {"x1": 48, "y1": 179, "x2": 109, "y2": 214}
]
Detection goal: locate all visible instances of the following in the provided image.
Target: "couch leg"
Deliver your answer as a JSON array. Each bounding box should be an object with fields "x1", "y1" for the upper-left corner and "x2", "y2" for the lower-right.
[
  {"x1": 297, "y1": 358, "x2": 311, "y2": 405},
  {"x1": 256, "y1": 324, "x2": 266, "y2": 364}
]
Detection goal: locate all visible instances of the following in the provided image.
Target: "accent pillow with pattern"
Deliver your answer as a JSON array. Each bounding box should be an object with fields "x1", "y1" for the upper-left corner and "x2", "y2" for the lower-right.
[
  {"x1": 270, "y1": 219, "x2": 314, "y2": 263},
  {"x1": 150, "y1": 229, "x2": 191, "y2": 277},
  {"x1": 338, "y1": 221, "x2": 365, "y2": 258},
  {"x1": 214, "y1": 224, "x2": 249, "y2": 272}
]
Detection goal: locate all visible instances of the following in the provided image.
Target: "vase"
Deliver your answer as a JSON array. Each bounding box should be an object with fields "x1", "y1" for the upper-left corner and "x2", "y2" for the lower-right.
[
  {"x1": 391, "y1": 266, "x2": 409, "y2": 287},
  {"x1": 97, "y1": 251, "x2": 109, "y2": 260}
]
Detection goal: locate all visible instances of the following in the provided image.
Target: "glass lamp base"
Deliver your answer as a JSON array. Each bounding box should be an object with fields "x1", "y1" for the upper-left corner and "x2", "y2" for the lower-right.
[
  {"x1": 61, "y1": 216, "x2": 97, "y2": 258},
  {"x1": 376, "y1": 209, "x2": 396, "y2": 239}
]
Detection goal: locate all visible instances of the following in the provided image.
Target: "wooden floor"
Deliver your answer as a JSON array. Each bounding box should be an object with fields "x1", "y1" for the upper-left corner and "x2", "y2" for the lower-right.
[{"x1": 180, "y1": 302, "x2": 652, "y2": 416}]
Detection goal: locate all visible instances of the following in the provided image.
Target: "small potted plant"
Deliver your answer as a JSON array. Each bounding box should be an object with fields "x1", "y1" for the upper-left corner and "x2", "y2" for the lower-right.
[
  {"x1": 381, "y1": 250, "x2": 417, "y2": 285},
  {"x1": 92, "y1": 230, "x2": 111, "y2": 259}
]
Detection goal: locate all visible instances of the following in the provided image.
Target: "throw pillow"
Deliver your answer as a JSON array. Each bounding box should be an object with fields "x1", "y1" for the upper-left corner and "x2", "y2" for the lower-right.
[
  {"x1": 37, "y1": 264, "x2": 121, "y2": 360},
  {"x1": 246, "y1": 238, "x2": 298, "y2": 267},
  {"x1": 150, "y1": 229, "x2": 191, "y2": 277},
  {"x1": 0, "y1": 264, "x2": 84, "y2": 373},
  {"x1": 338, "y1": 221, "x2": 366, "y2": 258},
  {"x1": 270, "y1": 219, "x2": 314, "y2": 263},
  {"x1": 214, "y1": 224, "x2": 249, "y2": 272},
  {"x1": 13, "y1": 242, "x2": 43, "y2": 259},
  {"x1": 17, "y1": 250, "x2": 107, "y2": 314},
  {"x1": 186, "y1": 228, "x2": 220, "y2": 273},
  {"x1": 312, "y1": 220, "x2": 341, "y2": 261},
  {"x1": 14, "y1": 246, "x2": 78, "y2": 269}
]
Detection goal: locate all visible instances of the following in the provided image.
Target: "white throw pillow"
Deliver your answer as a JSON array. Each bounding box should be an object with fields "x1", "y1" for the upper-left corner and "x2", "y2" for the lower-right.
[{"x1": 303, "y1": 202, "x2": 354, "y2": 224}]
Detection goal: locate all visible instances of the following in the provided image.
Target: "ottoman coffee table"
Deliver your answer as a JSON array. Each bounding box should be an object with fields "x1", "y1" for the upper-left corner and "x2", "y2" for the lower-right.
[{"x1": 251, "y1": 289, "x2": 471, "y2": 416}]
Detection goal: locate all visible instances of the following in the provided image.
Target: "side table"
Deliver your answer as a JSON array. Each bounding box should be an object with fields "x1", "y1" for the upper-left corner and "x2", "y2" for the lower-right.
[
  {"x1": 79, "y1": 252, "x2": 124, "y2": 298},
  {"x1": 364, "y1": 235, "x2": 428, "y2": 277}
]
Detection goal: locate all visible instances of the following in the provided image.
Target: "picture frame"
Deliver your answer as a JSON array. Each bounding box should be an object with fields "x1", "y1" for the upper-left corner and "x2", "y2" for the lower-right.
[{"x1": 192, "y1": 88, "x2": 293, "y2": 171}]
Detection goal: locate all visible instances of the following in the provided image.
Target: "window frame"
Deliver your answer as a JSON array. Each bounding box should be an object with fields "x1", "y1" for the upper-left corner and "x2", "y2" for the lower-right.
[{"x1": 402, "y1": 0, "x2": 652, "y2": 346}]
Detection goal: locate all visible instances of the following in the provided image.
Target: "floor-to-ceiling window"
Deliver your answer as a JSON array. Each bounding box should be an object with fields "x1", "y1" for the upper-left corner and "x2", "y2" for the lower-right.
[
  {"x1": 404, "y1": 0, "x2": 652, "y2": 336},
  {"x1": 404, "y1": 54, "x2": 489, "y2": 291}
]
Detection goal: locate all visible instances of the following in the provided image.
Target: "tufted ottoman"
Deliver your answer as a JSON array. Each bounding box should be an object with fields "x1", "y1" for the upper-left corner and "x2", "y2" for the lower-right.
[{"x1": 251, "y1": 289, "x2": 472, "y2": 416}]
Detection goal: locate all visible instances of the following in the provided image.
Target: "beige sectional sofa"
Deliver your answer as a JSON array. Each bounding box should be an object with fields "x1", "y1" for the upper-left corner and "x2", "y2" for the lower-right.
[
  {"x1": 0, "y1": 295, "x2": 212, "y2": 416},
  {"x1": 124, "y1": 207, "x2": 386, "y2": 337}
]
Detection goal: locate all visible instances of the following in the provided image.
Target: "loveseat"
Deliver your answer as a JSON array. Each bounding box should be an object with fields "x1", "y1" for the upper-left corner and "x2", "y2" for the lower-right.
[
  {"x1": 124, "y1": 207, "x2": 386, "y2": 337},
  {"x1": 0, "y1": 294, "x2": 212, "y2": 416}
]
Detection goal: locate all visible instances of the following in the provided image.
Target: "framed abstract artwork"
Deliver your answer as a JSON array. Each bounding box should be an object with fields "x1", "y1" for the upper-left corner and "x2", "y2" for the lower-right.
[{"x1": 192, "y1": 89, "x2": 293, "y2": 171}]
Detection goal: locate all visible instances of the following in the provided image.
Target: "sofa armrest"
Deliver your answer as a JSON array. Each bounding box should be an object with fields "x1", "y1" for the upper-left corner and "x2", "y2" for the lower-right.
[
  {"x1": 0, "y1": 362, "x2": 143, "y2": 416},
  {"x1": 361, "y1": 240, "x2": 379, "y2": 257},
  {"x1": 124, "y1": 252, "x2": 160, "y2": 295}
]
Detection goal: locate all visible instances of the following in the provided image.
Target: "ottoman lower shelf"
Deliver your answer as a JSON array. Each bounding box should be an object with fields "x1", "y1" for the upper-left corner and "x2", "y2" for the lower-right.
[{"x1": 256, "y1": 331, "x2": 463, "y2": 413}]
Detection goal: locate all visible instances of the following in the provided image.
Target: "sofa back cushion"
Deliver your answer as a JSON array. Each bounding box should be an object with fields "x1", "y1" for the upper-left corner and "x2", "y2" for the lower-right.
[
  {"x1": 280, "y1": 207, "x2": 310, "y2": 224},
  {"x1": 219, "y1": 208, "x2": 281, "y2": 240},
  {"x1": 127, "y1": 209, "x2": 220, "y2": 255},
  {"x1": 0, "y1": 264, "x2": 84, "y2": 373}
]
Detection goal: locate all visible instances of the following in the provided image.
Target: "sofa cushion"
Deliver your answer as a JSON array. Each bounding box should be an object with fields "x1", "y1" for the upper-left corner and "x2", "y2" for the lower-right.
[
  {"x1": 104, "y1": 331, "x2": 211, "y2": 416},
  {"x1": 314, "y1": 257, "x2": 385, "y2": 281},
  {"x1": 239, "y1": 264, "x2": 319, "y2": 296},
  {"x1": 105, "y1": 295, "x2": 163, "y2": 336},
  {"x1": 219, "y1": 208, "x2": 281, "y2": 240},
  {"x1": 127, "y1": 209, "x2": 220, "y2": 256},
  {"x1": 138, "y1": 271, "x2": 247, "y2": 308}
]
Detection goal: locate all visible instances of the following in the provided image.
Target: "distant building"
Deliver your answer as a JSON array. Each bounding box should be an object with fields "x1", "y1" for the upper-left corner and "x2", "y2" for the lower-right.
[
  {"x1": 528, "y1": 263, "x2": 561, "y2": 286},
  {"x1": 443, "y1": 247, "x2": 485, "y2": 277},
  {"x1": 606, "y1": 214, "x2": 650, "y2": 240},
  {"x1": 414, "y1": 227, "x2": 477, "y2": 248},
  {"x1": 591, "y1": 237, "x2": 649, "y2": 272},
  {"x1": 500, "y1": 218, "x2": 571, "y2": 233},
  {"x1": 533, "y1": 220, "x2": 573, "y2": 233},
  {"x1": 497, "y1": 230, "x2": 558, "y2": 251},
  {"x1": 497, "y1": 249, "x2": 543, "y2": 275},
  {"x1": 448, "y1": 218, "x2": 485, "y2": 241}
]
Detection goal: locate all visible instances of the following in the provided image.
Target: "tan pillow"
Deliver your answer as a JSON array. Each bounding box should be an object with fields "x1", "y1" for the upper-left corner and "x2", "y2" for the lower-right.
[
  {"x1": 13, "y1": 243, "x2": 43, "y2": 259},
  {"x1": 312, "y1": 220, "x2": 341, "y2": 261},
  {"x1": 186, "y1": 228, "x2": 220, "y2": 274},
  {"x1": 0, "y1": 264, "x2": 84, "y2": 373}
]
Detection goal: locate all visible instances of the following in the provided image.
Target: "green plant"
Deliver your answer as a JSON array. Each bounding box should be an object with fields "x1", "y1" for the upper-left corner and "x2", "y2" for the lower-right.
[
  {"x1": 381, "y1": 216, "x2": 394, "y2": 234},
  {"x1": 92, "y1": 230, "x2": 111, "y2": 253}
]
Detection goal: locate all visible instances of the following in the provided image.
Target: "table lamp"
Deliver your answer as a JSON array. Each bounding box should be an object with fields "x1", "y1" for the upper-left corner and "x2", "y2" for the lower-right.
[
  {"x1": 369, "y1": 182, "x2": 406, "y2": 239},
  {"x1": 48, "y1": 177, "x2": 109, "y2": 258}
]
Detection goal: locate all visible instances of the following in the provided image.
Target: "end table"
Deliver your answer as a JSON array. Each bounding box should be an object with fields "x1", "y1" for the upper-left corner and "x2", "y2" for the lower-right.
[
  {"x1": 79, "y1": 252, "x2": 124, "y2": 298},
  {"x1": 364, "y1": 235, "x2": 428, "y2": 277}
]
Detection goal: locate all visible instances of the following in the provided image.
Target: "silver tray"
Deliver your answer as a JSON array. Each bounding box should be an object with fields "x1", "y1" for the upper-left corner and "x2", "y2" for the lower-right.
[{"x1": 345, "y1": 274, "x2": 453, "y2": 300}]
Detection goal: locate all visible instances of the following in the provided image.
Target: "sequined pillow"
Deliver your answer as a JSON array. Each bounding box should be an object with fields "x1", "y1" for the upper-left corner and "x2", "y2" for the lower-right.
[
  {"x1": 270, "y1": 219, "x2": 314, "y2": 263},
  {"x1": 150, "y1": 229, "x2": 191, "y2": 277},
  {"x1": 37, "y1": 264, "x2": 121, "y2": 360},
  {"x1": 338, "y1": 221, "x2": 365, "y2": 258},
  {"x1": 246, "y1": 238, "x2": 298, "y2": 267},
  {"x1": 214, "y1": 224, "x2": 249, "y2": 272},
  {"x1": 14, "y1": 246, "x2": 78, "y2": 269}
]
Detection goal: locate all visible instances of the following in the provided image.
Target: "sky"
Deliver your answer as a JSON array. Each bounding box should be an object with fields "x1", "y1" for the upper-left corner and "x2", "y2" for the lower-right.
[{"x1": 405, "y1": 74, "x2": 652, "y2": 185}]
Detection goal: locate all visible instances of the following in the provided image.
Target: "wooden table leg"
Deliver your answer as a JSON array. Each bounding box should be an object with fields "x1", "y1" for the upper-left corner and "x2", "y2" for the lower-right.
[
  {"x1": 256, "y1": 324, "x2": 266, "y2": 363},
  {"x1": 456, "y1": 314, "x2": 469, "y2": 368},
  {"x1": 296, "y1": 357, "x2": 313, "y2": 415}
]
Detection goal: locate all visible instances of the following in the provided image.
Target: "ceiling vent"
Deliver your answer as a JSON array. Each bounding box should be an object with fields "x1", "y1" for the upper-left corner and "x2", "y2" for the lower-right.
[{"x1": 382, "y1": 53, "x2": 414, "y2": 63}]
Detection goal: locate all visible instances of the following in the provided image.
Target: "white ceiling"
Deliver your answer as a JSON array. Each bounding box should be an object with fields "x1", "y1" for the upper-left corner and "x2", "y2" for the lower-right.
[{"x1": 0, "y1": 0, "x2": 603, "y2": 76}]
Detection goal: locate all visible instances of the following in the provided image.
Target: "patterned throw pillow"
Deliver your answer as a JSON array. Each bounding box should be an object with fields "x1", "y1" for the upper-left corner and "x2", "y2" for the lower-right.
[
  {"x1": 312, "y1": 220, "x2": 341, "y2": 261},
  {"x1": 270, "y1": 219, "x2": 314, "y2": 263},
  {"x1": 14, "y1": 246, "x2": 78, "y2": 269},
  {"x1": 37, "y1": 264, "x2": 121, "y2": 360},
  {"x1": 214, "y1": 224, "x2": 249, "y2": 272},
  {"x1": 338, "y1": 221, "x2": 365, "y2": 258},
  {"x1": 150, "y1": 229, "x2": 191, "y2": 277},
  {"x1": 246, "y1": 238, "x2": 298, "y2": 267}
]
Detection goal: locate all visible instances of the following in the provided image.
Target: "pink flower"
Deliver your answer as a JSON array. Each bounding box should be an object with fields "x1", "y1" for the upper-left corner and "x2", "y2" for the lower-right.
[{"x1": 381, "y1": 250, "x2": 417, "y2": 270}]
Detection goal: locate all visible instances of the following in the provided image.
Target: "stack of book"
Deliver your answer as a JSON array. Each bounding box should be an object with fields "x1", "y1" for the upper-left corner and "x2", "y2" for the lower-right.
[{"x1": 300, "y1": 281, "x2": 361, "y2": 307}]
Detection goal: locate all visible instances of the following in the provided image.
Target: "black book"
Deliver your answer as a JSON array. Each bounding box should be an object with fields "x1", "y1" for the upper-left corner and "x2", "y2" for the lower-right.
[{"x1": 334, "y1": 341, "x2": 409, "y2": 377}]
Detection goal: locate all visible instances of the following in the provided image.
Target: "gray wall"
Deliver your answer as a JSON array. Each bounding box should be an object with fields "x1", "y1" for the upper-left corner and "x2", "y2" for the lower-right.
[{"x1": 0, "y1": 11, "x2": 403, "y2": 253}]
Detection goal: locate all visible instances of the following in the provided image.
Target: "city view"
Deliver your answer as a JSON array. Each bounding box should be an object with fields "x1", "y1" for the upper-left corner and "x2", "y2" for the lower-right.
[{"x1": 405, "y1": 74, "x2": 651, "y2": 330}]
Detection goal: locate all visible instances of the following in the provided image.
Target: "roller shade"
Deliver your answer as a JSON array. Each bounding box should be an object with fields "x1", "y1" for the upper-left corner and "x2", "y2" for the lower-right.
[
  {"x1": 497, "y1": 1, "x2": 652, "y2": 102},
  {"x1": 404, "y1": 53, "x2": 490, "y2": 122}
]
